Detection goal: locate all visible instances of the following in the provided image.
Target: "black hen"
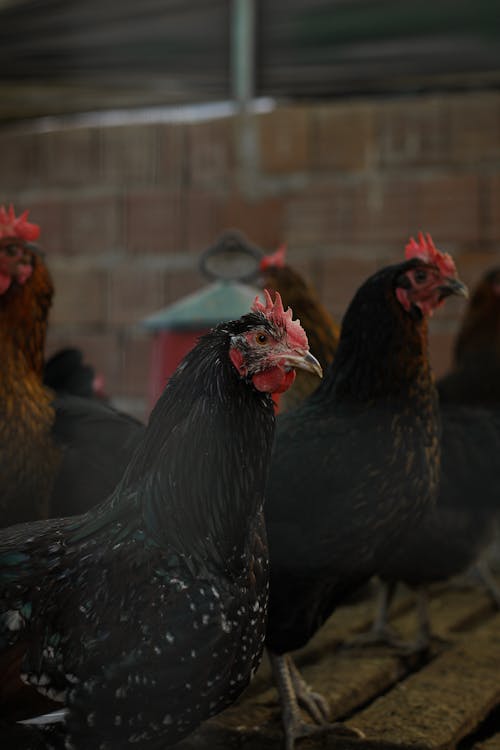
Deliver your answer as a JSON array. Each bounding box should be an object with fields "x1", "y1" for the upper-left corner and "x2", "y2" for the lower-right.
[
  {"x1": 0, "y1": 293, "x2": 321, "y2": 748},
  {"x1": 370, "y1": 402, "x2": 500, "y2": 650},
  {"x1": 362, "y1": 268, "x2": 500, "y2": 648},
  {"x1": 48, "y1": 395, "x2": 145, "y2": 519},
  {"x1": 264, "y1": 235, "x2": 467, "y2": 749},
  {"x1": 359, "y1": 266, "x2": 500, "y2": 649},
  {"x1": 44, "y1": 348, "x2": 107, "y2": 401}
]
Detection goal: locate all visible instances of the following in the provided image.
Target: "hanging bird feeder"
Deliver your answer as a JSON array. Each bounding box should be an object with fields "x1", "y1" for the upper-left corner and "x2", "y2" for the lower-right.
[{"x1": 142, "y1": 230, "x2": 264, "y2": 407}]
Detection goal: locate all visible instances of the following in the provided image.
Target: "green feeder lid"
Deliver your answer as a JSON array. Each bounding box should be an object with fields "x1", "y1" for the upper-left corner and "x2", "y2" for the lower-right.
[
  {"x1": 142, "y1": 230, "x2": 266, "y2": 332},
  {"x1": 142, "y1": 280, "x2": 262, "y2": 332}
]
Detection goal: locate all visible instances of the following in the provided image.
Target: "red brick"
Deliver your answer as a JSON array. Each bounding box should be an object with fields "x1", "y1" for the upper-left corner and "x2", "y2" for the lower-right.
[
  {"x1": 220, "y1": 194, "x2": 286, "y2": 250},
  {"x1": 109, "y1": 265, "x2": 165, "y2": 325},
  {"x1": 285, "y1": 186, "x2": 346, "y2": 247},
  {"x1": 258, "y1": 107, "x2": 310, "y2": 174},
  {"x1": 100, "y1": 125, "x2": 159, "y2": 184},
  {"x1": 45, "y1": 331, "x2": 121, "y2": 396},
  {"x1": 156, "y1": 124, "x2": 187, "y2": 187},
  {"x1": 49, "y1": 266, "x2": 108, "y2": 325},
  {"x1": 125, "y1": 189, "x2": 184, "y2": 255},
  {"x1": 314, "y1": 256, "x2": 380, "y2": 319},
  {"x1": 311, "y1": 103, "x2": 376, "y2": 171},
  {"x1": 449, "y1": 92, "x2": 500, "y2": 164},
  {"x1": 186, "y1": 118, "x2": 235, "y2": 188},
  {"x1": 185, "y1": 190, "x2": 222, "y2": 253},
  {"x1": 116, "y1": 332, "x2": 154, "y2": 400},
  {"x1": 411, "y1": 174, "x2": 480, "y2": 244},
  {"x1": 65, "y1": 193, "x2": 122, "y2": 256},
  {"x1": 285, "y1": 179, "x2": 414, "y2": 249},
  {"x1": 24, "y1": 197, "x2": 68, "y2": 256},
  {"x1": 0, "y1": 132, "x2": 39, "y2": 189},
  {"x1": 38, "y1": 128, "x2": 100, "y2": 186},
  {"x1": 164, "y1": 268, "x2": 203, "y2": 306},
  {"x1": 485, "y1": 174, "x2": 500, "y2": 242},
  {"x1": 349, "y1": 179, "x2": 414, "y2": 243},
  {"x1": 374, "y1": 242, "x2": 417, "y2": 269},
  {"x1": 376, "y1": 96, "x2": 450, "y2": 167}
]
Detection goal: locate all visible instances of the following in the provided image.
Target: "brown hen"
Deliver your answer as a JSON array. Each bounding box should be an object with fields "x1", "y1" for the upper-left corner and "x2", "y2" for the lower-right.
[
  {"x1": 438, "y1": 266, "x2": 500, "y2": 406},
  {"x1": 0, "y1": 207, "x2": 59, "y2": 524},
  {"x1": 0, "y1": 205, "x2": 144, "y2": 528},
  {"x1": 260, "y1": 245, "x2": 339, "y2": 412}
]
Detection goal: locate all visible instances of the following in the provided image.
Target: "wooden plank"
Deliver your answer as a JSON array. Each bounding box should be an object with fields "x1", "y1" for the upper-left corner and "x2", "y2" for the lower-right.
[
  {"x1": 247, "y1": 582, "x2": 498, "y2": 697},
  {"x1": 243, "y1": 587, "x2": 415, "y2": 698},
  {"x1": 177, "y1": 584, "x2": 500, "y2": 749},
  {"x1": 475, "y1": 734, "x2": 500, "y2": 750},
  {"x1": 345, "y1": 614, "x2": 500, "y2": 749},
  {"x1": 381, "y1": 586, "x2": 499, "y2": 642}
]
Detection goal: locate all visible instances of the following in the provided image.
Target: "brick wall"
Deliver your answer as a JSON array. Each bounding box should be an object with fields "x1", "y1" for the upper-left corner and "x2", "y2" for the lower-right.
[{"x1": 1, "y1": 90, "x2": 499, "y2": 418}]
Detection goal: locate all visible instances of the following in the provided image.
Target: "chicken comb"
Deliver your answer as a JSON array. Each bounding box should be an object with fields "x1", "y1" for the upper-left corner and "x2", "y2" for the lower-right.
[
  {"x1": 405, "y1": 232, "x2": 457, "y2": 277},
  {"x1": 260, "y1": 244, "x2": 287, "y2": 270},
  {"x1": 252, "y1": 289, "x2": 308, "y2": 350},
  {"x1": 0, "y1": 204, "x2": 40, "y2": 242}
]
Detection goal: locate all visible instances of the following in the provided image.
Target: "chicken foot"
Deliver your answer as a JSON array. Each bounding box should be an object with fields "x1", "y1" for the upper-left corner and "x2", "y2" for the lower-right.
[
  {"x1": 345, "y1": 582, "x2": 446, "y2": 654},
  {"x1": 343, "y1": 581, "x2": 410, "y2": 649},
  {"x1": 268, "y1": 651, "x2": 364, "y2": 750},
  {"x1": 288, "y1": 656, "x2": 330, "y2": 722},
  {"x1": 473, "y1": 558, "x2": 500, "y2": 608},
  {"x1": 397, "y1": 560, "x2": 500, "y2": 653}
]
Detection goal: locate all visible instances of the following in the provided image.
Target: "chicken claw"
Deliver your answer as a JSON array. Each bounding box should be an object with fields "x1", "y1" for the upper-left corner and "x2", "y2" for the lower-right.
[{"x1": 269, "y1": 652, "x2": 364, "y2": 750}]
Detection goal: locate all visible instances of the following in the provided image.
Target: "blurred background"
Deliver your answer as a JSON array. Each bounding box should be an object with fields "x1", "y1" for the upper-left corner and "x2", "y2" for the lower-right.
[{"x1": 0, "y1": 0, "x2": 499, "y2": 418}]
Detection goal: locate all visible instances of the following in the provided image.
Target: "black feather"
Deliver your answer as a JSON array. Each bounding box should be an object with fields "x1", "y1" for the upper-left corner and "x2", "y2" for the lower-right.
[
  {"x1": 377, "y1": 403, "x2": 500, "y2": 588},
  {"x1": 0, "y1": 314, "x2": 275, "y2": 748},
  {"x1": 44, "y1": 349, "x2": 96, "y2": 400},
  {"x1": 264, "y1": 260, "x2": 440, "y2": 654},
  {"x1": 50, "y1": 395, "x2": 144, "y2": 519}
]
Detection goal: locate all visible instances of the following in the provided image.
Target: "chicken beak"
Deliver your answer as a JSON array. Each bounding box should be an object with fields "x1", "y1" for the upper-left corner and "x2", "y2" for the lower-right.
[
  {"x1": 284, "y1": 351, "x2": 323, "y2": 378},
  {"x1": 439, "y1": 277, "x2": 469, "y2": 301}
]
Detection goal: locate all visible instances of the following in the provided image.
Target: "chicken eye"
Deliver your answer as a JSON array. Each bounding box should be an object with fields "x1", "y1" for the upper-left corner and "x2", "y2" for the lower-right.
[
  {"x1": 414, "y1": 269, "x2": 428, "y2": 284},
  {"x1": 4, "y1": 244, "x2": 20, "y2": 257},
  {"x1": 255, "y1": 332, "x2": 268, "y2": 345}
]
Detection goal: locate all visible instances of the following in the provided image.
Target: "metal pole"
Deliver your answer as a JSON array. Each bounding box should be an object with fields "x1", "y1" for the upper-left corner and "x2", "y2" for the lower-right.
[{"x1": 231, "y1": 0, "x2": 256, "y2": 111}]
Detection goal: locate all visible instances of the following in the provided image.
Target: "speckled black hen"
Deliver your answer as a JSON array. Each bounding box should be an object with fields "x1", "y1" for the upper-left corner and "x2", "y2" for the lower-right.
[
  {"x1": 264, "y1": 234, "x2": 468, "y2": 749},
  {"x1": 0, "y1": 292, "x2": 321, "y2": 749}
]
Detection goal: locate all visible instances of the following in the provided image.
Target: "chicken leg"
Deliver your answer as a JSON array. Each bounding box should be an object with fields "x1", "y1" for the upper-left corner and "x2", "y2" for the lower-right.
[
  {"x1": 473, "y1": 558, "x2": 500, "y2": 608},
  {"x1": 344, "y1": 581, "x2": 410, "y2": 649},
  {"x1": 268, "y1": 651, "x2": 364, "y2": 750},
  {"x1": 345, "y1": 581, "x2": 440, "y2": 653}
]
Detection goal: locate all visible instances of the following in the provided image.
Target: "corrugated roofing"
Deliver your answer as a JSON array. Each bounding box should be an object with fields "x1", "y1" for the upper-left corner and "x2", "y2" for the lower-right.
[{"x1": 0, "y1": 0, "x2": 499, "y2": 123}]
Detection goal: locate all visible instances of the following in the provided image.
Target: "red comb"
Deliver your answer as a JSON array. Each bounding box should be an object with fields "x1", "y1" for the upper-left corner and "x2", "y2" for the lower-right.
[
  {"x1": 260, "y1": 244, "x2": 287, "y2": 271},
  {"x1": 0, "y1": 204, "x2": 40, "y2": 242},
  {"x1": 252, "y1": 289, "x2": 308, "y2": 350},
  {"x1": 405, "y1": 232, "x2": 457, "y2": 277}
]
